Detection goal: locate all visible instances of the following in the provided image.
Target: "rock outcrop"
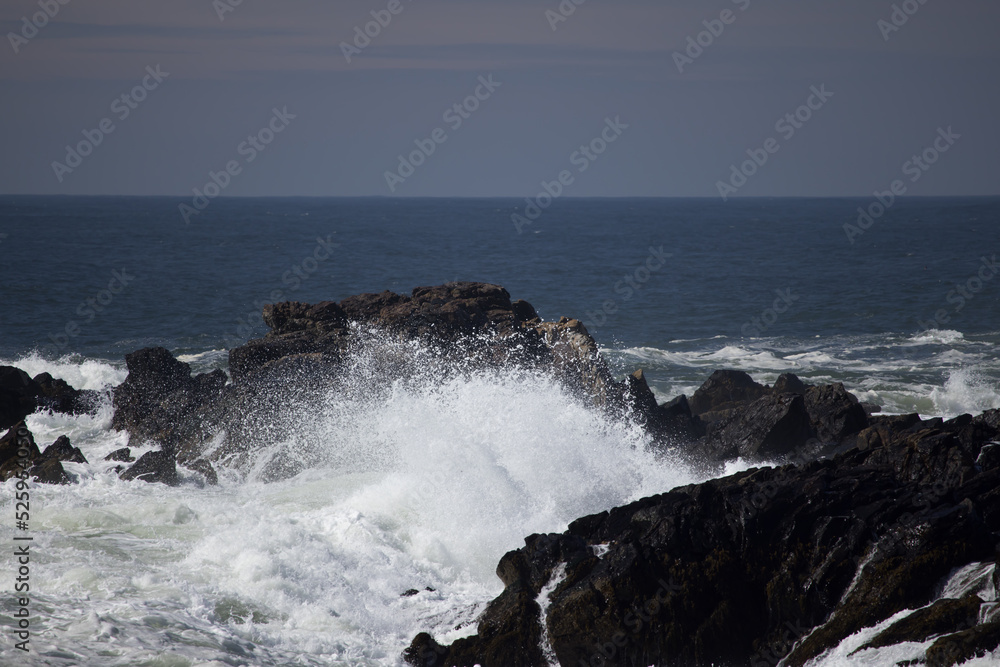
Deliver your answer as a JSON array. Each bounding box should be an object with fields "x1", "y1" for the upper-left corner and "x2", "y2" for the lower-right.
[
  {"x1": 677, "y1": 371, "x2": 874, "y2": 466},
  {"x1": 112, "y1": 283, "x2": 648, "y2": 481},
  {"x1": 405, "y1": 409, "x2": 1000, "y2": 667},
  {"x1": 0, "y1": 367, "x2": 42, "y2": 431},
  {"x1": 0, "y1": 423, "x2": 79, "y2": 484},
  {"x1": 0, "y1": 367, "x2": 101, "y2": 432}
]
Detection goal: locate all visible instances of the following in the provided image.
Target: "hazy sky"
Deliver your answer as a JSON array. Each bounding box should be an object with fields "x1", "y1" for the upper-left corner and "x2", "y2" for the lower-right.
[{"x1": 1, "y1": 0, "x2": 997, "y2": 197}]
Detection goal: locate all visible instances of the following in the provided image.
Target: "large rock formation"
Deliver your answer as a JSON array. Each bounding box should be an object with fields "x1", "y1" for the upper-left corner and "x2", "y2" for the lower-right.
[
  {"x1": 111, "y1": 283, "x2": 645, "y2": 481},
  {"x1": 405, "y1": 409, "x2": 1000, "y2": 667}
]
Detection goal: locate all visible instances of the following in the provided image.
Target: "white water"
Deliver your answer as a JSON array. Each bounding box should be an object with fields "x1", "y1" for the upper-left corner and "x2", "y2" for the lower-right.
[
  {"x1": 4, "y1": 332, "x2": 1000, "y2": 666},
  {"x1": 615, "y1": 329, "x2": 1000, "y2": 419},
  {"x1": 0, "y1": 351, "x2": 698, "y2": 666},
  {"x1": 807, "y1": 563, "x2": 1000, "y2": 667}
]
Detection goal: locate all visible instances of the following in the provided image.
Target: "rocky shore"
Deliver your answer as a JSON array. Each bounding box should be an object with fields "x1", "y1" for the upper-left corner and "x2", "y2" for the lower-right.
[{"x1": 4, "y1": 282, "x2": 1000, "y2": 666}]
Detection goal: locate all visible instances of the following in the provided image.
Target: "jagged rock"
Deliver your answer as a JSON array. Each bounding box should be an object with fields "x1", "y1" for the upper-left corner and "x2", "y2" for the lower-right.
[
  {"x1": 701, "y1": 392, "x2": 813, "y2": 462},
  {"x1": 112, "y1": 347, "x2": 198, "y2": 433},
  {"x1": 120, "y1": 450, "x2": 179, "y2": 485},
  {"x1": 0, "y1": 422, "x2": 40, "y2": 481},
  {"x1": 977, "y1": 443, "x2": 1000, "y2": 471},
  {"x1": 688, "y1": 370, "x2": 769, "y2": 423},
  {"x1": 406, "y1": 416, "x2": 1000, "y2": 667},
  {"x1": 772, "y1": 372, "x2": 808, "y2": 395},
  {"x1": 41, "y1": 435, "x2": 87, "y2": 464},
  {"x1": 1, "y1": 424, "x2": 76, "y2": 484},
  {"x1": 860, "y1": 402, "x2": 882, "y2": 416},
  {"x1": 0, "y1": 367, "x2": 41, "y2": 430},
  {"x1": 925, "y1": 619, "x2": 1000, "y2": 667},
  {"x1": 33, "y1": 372, "x2": 100, "y2": 415},
  {"x1": 804, "y1": 382, "x2": 869, "y2": 444},
  {"x1": 623, "y1": 369, "x2": 659, "y2": 419},
  {"x1": 111, "y1": 348, "x2": 227, "y2": 458},
  {"x1": 28, "y1": 457, "x2": 72, "y2": 484},
  {"x1": 105, "y1": 447, "x2": 135, "y2": 463},
  {"x1": 852, "y1": 593, "x2": 983, "y2": 654},
  {"x1": 182, "y1": 458, "x2": 218, "y2": 485},
  {"x1": 651, "y1": 394, "x2": 706, "y2": 444},
  {"x1": 534, "y1": 316, "x2": 615, "y2": 409}
]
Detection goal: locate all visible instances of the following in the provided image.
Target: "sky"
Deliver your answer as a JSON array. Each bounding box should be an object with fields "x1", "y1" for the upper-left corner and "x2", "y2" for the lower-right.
[{"x1": 1, "y1": 0, "x2": 998, "y2": 198}]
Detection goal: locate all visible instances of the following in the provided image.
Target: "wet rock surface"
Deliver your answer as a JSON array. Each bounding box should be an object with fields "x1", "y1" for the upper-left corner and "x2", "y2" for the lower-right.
[
  {"x1": 404, "y1": 409, "x2": 1000, "y2": 667},
  {"x1": 0, "y1": 422, "x2": 77, "y2": 484}
]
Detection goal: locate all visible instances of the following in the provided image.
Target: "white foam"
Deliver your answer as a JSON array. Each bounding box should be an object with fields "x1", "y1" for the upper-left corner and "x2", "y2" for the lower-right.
[
  {"x1": 1, "y1": 340, "x2": 700, "y2": 665},
  {"x1": 1, "y1": 351, "x2": 125, "y2": 390},
  {"x1": 928, "y1": 368, "x2": 1000, "y2": 418},
  {"x1": 906, "y1": 329, "x2": 966, "y2": 345}
]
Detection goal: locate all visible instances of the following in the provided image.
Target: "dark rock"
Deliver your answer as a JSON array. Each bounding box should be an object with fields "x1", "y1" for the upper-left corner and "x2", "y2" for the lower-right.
[
  {"x1": 112, "y1": 347, "x2": 197, "y2": 433},
  {"x1": 803, "y1": 382, "x2": 869, "y2": 444},
  {"x1": 623, "y1": 369, "x2": 659, "y2": 420},
  {"x1": 1, "y1": 423, "x2": 75, "y2": 484},
  {"x1": 652, "y1": 394, "x2": 706, "y2": 444},
  {"x1": 688, "y1": 370, "x2": 769, "y2": 422},
  {"x1": 0, "y1": 422, "x2": 40, "y2": 481},
  {"x1": 111, "y1": 347, "x2": 227, "y2": 462},
  {"x1": 0, "y1": 367, "x2": 41, "y2": 430},
  {"x1": 402, "y1": 589, "x2": 420, "y2": 597},
  {"x1": 32, "y1": 372, "x2": 101, "y2": 415},
  {"x1": 703, "y1": 392, "x2": 813, "y2": 462},
  {"x1": 41, "y1": 435, "x2": 87, "y2": 464},
  {"x1": 977, "y1": 443, "x2": 1000, "y2": 471},
  {"x1": 182, "y1": 458, "x2": 218, "y2": 485},
  {"x1": 925, "y1": 619, "x2": 1000, "y2": 667},
  {"x1": 859, "y1": 401, "x2": 882, "y2": 415},
  {"x1": 510, "y1": 299, "x2": 539, "y2": 323},
  {"x1": 105, "y1": 447, "x2": 135, "y2": 463},
  {"x1": 263, "y1": 300, "x2": 347, "y2": 333},
  {"x1": 28, "y1": 457, "x2": 72, "y2": 484},
  {"x1": 852, "y1": 593, "x2": 983, "y2": 654},
  {"x1": 120, "y1": 450, "x2": 179, "y2": 485},
  {"x1": 406, "y1": 411, "x2": 1000, "y2": 667},
  {"x1": 772, "y1": 372, "x2": 808, "y2": 395},
  {"x1": 404, "y1": 633, "x2": 450, "y2": 667}
]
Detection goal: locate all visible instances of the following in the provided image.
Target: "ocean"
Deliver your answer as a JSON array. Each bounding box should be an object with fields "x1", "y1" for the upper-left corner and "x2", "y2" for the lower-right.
[{"x1": 2, "y1": 196, "x2": 1000, "y2": 665}]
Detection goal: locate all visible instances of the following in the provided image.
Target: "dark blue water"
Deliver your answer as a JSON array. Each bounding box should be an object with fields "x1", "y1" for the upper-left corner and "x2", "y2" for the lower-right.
[
  {"x1": 3, "y1": 195, "x2": 999, "y2": 416},
  {"x1": 3, "y1": 196, "x2": 1000, "y2": 667}
]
